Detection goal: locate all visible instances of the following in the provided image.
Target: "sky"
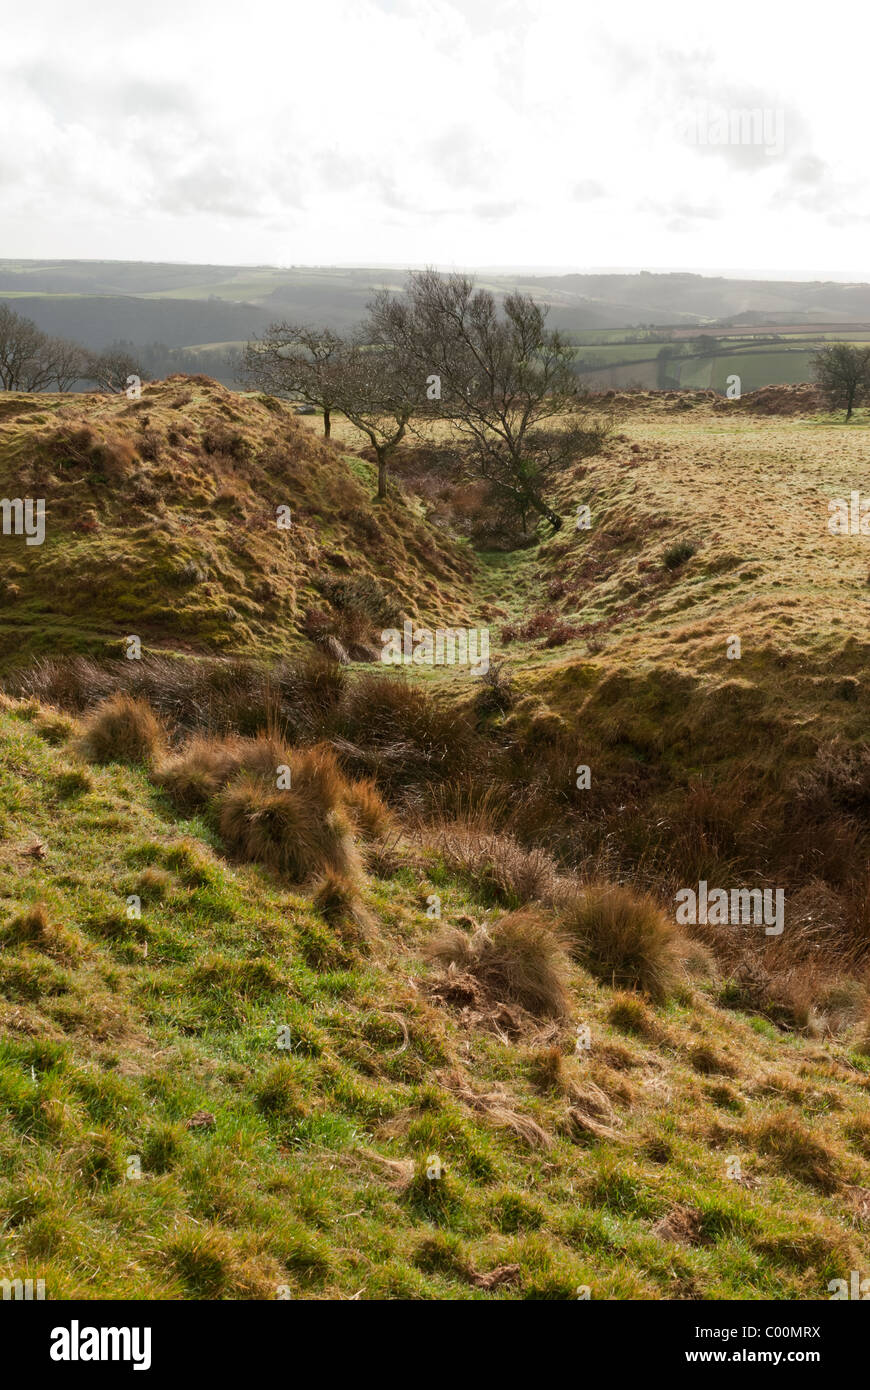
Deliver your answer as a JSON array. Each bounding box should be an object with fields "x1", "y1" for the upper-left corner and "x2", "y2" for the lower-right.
[{"x1": 1, "y1": 0, "x2": 868, "y2": 277}]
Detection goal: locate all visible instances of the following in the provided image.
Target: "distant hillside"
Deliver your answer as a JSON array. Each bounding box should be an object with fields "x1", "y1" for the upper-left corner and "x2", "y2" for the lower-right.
[
  {"x1": 0, "y1": 295, "x2": 274, "y2": 353},
  {"x1": 5, "y1": 262, "x2": 870, "y2": 358},
  {"x1": 519, "y1": 271, "x2": 870, "y2": 329}
]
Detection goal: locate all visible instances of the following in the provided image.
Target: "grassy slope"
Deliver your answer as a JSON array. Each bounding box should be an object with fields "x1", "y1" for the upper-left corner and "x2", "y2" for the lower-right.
[
  {"x1": 487, "y1": 398, "x2": 870, "y2": 761},
  {"x1": 309, "y1": 392, "x2": 870, "y2": 759},
  {"x1": 3, "y1": 697, "x2": 870, "y2": 1300},
  {"x1": 0, "y1": 379, "x2": 476, "y2": 669},
  {"x1": 5, "y1": 385, "x2": 870, "y2": 1299}
]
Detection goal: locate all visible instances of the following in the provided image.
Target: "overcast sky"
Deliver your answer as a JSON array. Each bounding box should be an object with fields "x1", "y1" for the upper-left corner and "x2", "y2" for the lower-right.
[{"x1": 1, "y1": 0, "x2": 868, "y2": 277}]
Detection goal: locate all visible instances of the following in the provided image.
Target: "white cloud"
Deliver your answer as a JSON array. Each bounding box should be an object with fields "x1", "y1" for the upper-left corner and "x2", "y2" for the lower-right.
[{"x1": 0, "y1": 0, "x2": 868, "y2": 272}]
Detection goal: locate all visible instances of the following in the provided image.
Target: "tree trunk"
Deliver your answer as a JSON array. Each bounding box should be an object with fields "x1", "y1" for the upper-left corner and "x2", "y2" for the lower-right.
[
  {"x1": 323, "y1": 407, "x2": 331, "y2": 438},
  {"x1": 526, "y1": 491, "x2": 562, "y2": 530}
]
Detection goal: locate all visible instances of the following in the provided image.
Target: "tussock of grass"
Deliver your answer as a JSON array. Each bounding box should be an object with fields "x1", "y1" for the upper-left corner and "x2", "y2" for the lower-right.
[
  {"x1": 312, "y1": 871, "x2": 374, "y2": 947},
  {"x1": 218, "y1": 773, "x2": 361, "y2": 884},
  {"x1": 156, "y1": 735, "x2": 250, "y2": 810},
  {"x1": 427, "y1": 911, "x2": 571, "y2": 1020},
  {"x1": 3, "y1": 903, "x2": 80, "y2": 960},
  {"x1": 557, "y1": 883, "x2": 679, "y2": 1002},
  {"x1": 344, "y1": 778, "x2": 393, "y2": 841},
  {"x1": 749, "y1": 1110, "x2": 843, "y2": 1193},
  {"x1": 77, "y1": 693, "x2": 167, "y2": 767},
  {"x1": 424, "y1": 823, "x2": 557, "y2": 908}
]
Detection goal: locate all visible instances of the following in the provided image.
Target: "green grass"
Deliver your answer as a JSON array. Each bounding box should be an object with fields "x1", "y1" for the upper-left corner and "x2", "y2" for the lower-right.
[
  {"x1": 676, "y1": 350, "x2": 816, "y2": 392},
  {"x1": 6, "y1": 383, "x2": 870, "y2": 1299},
  {"x1": 2, "y1": 698, "x2": 870, "y2": 1299}
]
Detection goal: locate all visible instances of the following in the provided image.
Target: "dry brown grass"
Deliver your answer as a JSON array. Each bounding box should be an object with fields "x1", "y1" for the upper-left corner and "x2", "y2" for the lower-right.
[
  {"x1": 217, "y1": 766, "x2": 361, "y2": 884},
  {"x1": 556, "y1": 882, "x2": 680, "y2": 1002},
  {"x1": 527, "y1": 1045, "x2": 622, "y2": 1141},
  {"x1": 426, "y1": 910, "x2": 571, "y2": 1020},
  {"x1": 77, "y1": 693, "x2": 168, "y2": 767},
  {"x1": 312, "y1": 870, "x2": 374, "y2": 946},
  {"x1": 335, "y1": 673, "x2": 477, "y2": 791},
  {"x1": 157, "y1": 732, "x2": 397, "y2": 889},
  {"x1": 5, "y1": 901, "x2": 52, "y2": 945},
  {"x1": 424, "y1": 822, "x2": 558, "y2": 907},
  {"x1": 439, "y1": 1069, "x2": 552, "y2": 1150},
  {"x1": 344, "y1": 778, "x2": 394, "y2": 841},
  {"x1": 3, "y1": 902, "x2": 79, "y2": 959},
  {"x1": 156, "y1": 735, "x2": 249, "y2": 811}
]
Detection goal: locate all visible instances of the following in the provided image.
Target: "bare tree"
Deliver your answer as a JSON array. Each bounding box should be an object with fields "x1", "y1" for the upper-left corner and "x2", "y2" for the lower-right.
[
  {"x1": 242, "y1": 323, "x2": 346, "y2": 436},
  {"x1": 330, "y1": 327, "x2": 425, "y2": 499},
  {"x1": 44, "y1": 337, "x2": 89, "y2": 391},
  {"x1": 85, "y1": 343, "x2": 147, "y2": 394},
  {"x1": 382, "y1": 269, "x2": 609, "y2": 532},
  {"x1": 0, "y1": 304, "x2": 55, "y2": 390},
  {"x1": 812, "y1": 343, "x2": 870, "y2": 421}
]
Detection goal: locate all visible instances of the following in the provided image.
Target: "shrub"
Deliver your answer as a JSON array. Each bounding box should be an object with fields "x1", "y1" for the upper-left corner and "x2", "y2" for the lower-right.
[
  {"x1": 474, "y1": 662, "x2": 515, "y2": 716},
  {"x1": 201, "y1": 424, "x2": 251, "y2": 460},
  {"x1": 557, "y1": 883, "x2": 679, "y2": 1002},
  {"x1": 77, "y1": 693, "x2": 167, "y2": 766},
  {"x1": 663, "y1": 540, "x2": 697, "y2": 571},
  {"x1": 543, "y1": 622, "x2": 581, "y2": 648},
  {"x1": 427, "y1": 910, "x2": 571, "y2": 1019}
]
